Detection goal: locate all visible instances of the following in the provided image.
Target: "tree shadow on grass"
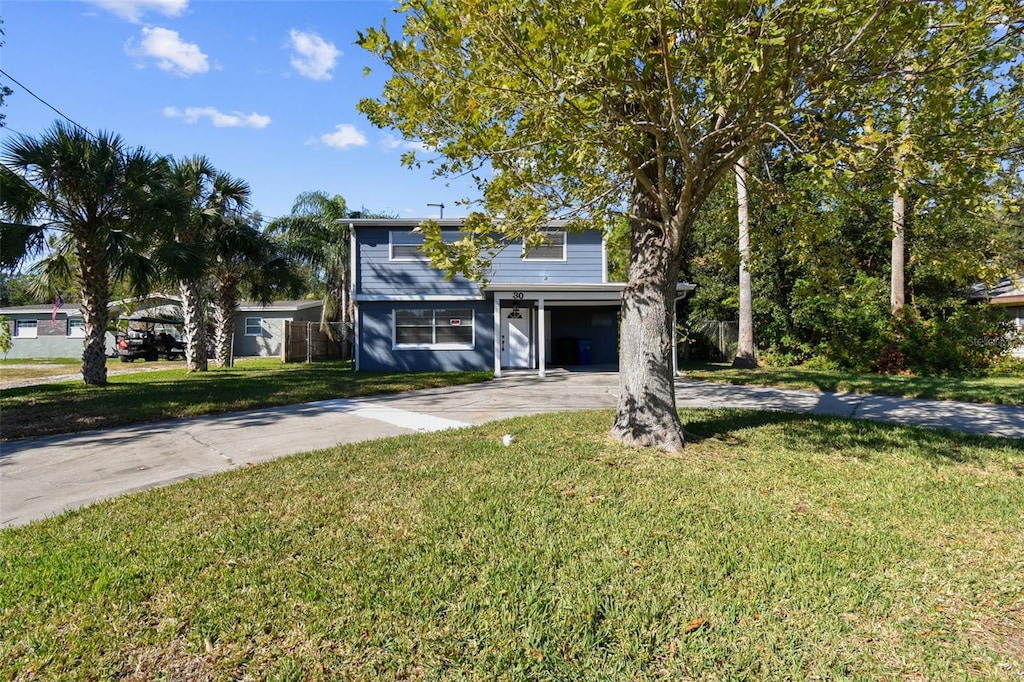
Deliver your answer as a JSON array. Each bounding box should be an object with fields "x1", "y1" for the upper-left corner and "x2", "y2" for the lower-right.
[{"x1": 680, "y1": 408, "x2": 1024, "y2": 467}]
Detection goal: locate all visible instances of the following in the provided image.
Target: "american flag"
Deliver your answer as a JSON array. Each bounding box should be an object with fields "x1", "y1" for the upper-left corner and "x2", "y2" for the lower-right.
[{"x1": 52, "y1": 294, "x2": 63, "y2": 323}]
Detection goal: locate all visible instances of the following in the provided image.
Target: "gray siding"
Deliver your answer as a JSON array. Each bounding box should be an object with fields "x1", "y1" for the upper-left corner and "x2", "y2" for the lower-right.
[
  {"x1": 487, "y1": 230, "x2": 605, "y2": 284},
  {"x1": 232, "y1": 307, "x2": 321, "y2": 357},
  {"x1": 2, "y1": 314, "x2": 115, "y2": 359},
  {"x1": 355, "y1": 228, "x2": 605, "y2": 295},
  {"x1": 357, "y1": 228, "x2": 480, "y2": 297},
  {"x1": 358, "y1": 302, "x2": 494, "y2": 371}
]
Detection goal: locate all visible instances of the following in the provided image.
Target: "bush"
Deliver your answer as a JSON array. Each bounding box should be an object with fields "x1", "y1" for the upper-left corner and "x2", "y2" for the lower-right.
[{"x1": 874, "y1": 303, "x2": 1019, "y2": 376}]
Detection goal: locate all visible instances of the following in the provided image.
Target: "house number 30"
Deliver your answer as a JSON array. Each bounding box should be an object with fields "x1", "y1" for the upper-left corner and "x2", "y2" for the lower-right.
[{"x1": 512, "y1": 291, "x2": 524, "y2": 299}]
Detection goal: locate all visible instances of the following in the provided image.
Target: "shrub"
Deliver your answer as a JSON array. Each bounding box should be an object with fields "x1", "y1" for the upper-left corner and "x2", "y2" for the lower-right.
[{"x1": 875, "y1": 302, "x2": 1018, "y2": 376}]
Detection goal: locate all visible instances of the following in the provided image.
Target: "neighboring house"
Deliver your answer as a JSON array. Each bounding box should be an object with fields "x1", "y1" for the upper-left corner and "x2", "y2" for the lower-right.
[
  {"x1": 350, "y1": 218, "x2": 694, "y2": 376},
  {"x1": 969, "y1": 275, "x2": 1024, "y2": 358},
  {"x1": 233, "y1": 300, "x2": 323, "y2": 358},
  {"x1": 1, "y1": 296, "x2": 322, "y2": 360},
  {"x1": 0, "y1": 304, "x2": 111, "y2": 360}
]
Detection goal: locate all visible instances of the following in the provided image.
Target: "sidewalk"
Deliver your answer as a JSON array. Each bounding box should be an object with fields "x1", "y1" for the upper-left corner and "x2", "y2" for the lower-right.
[{"x1": 2, "y1": 372, "x2": 1021, "y2": 528}]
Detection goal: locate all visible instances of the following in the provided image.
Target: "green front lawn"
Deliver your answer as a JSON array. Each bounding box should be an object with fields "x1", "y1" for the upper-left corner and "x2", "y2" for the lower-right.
[
  {"x1": 680, "y1": 362, "x2": 1024, "y2": 406},
  {"x1": 0, "y1": 359, "x2": 491, "y2": 440},
  {"x1": 2, "y1": 409, "x2": 1022, "y2": 679}
]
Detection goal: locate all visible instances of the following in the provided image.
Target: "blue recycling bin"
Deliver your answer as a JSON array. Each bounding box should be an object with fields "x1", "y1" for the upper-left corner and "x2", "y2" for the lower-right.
[{"x1": 577, "y1": 338, "x2": 592, "y2": 365}]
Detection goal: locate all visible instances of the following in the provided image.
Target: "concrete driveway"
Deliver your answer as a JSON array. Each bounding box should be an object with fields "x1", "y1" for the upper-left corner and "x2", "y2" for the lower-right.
[{"x1": 2, "y1": 370, "x2": 1021, "y2": 528}]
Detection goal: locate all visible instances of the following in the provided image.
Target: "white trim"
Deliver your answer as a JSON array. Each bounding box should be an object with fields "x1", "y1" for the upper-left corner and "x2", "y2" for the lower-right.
[
  {"x1": 392, "y1": 308, "x2": 475, "y2": 350},
  {"x1": 485, "y1": 282, "x2": 695, "y2": 293},
  {"x1": 522, "y1": 229, "x2": 567, "y2": 262},
  {"x1": 538, "y1": 297, "x2": 546, "y2": 377},
  {"x1": 14, "y1": 319, "x2": 38, "y2": 338},
  {"x1": 357, "y1": 294, "x2": 485, "y2": 302},
  {"x1": 351, "y1": 224, "x2": 360, "y2": 372},
  {"x1": 67, "y1": 319, "x2": 86, "y2": 338},
  {"x1": 389, "y1": 230, "x2": 428, "y2": 261},
  {"x1": 601, "y1": 235, "x2": 608, "y2": 284},
  {"x1": 493, "y1": 296, "x2": 502, "y2": 377},
  {"x1": 353, "y1": 305, "x2": 361, "y2": 372},
  {"x1": 244, "y1": 317, "x2": 263, "y2": 337}
]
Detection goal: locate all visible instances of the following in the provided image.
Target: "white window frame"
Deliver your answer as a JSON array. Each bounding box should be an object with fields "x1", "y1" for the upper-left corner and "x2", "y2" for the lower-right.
[
  {"x1": 390, "y1": 230, "x2": 464, "y2": 262},
  {"x1": 15, "y1": 319, "x2": 38, "y2": 338},
  {"x1": 67, "y1": 319, "x2": 86, "y2": 338},
  {"x1": 523, "y1": 229, "x2": 567, "y2": 262},
  {"x1": 390, "y1": 231, "x2": 428, "y2": 261},
  {"x1": 392, "y1": 308, "x2": 475, "y2": 350},
  {"x1": 244, "y1": 317, "x2": 264, "y2": 337}
]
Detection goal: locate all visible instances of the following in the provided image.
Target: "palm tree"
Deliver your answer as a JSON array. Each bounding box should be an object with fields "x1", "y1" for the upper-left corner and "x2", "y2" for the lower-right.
[
  {"x1": 208, "y1": 212, "x2": 302, "y2": 367},
  {"x1": 0, "y1": 122, "x2": 166, "y2": 384},
  {"x1": 267, "y1": 192, "x2": 360, "y2": 358},
  {"x1": 165, "y1": 156, "x2": 250, "y2": 372}
]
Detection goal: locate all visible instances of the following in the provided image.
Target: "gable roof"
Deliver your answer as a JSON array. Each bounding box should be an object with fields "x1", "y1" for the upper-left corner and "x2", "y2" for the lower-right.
[
  {"x1": 236, "y1": 300, "x2": 323, "y2": 312},
  {"x1": 968, "y1": 275, "x2": 1024, "y2": 306}
]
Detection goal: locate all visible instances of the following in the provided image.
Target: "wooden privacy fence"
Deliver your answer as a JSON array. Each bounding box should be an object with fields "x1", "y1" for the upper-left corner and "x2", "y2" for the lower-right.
[{"x1": 282, "y1": 322, "x2": 344, "y2": 363}]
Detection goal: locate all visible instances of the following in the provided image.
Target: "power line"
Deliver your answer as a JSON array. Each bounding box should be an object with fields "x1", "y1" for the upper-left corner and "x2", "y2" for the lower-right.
[
  {"x1": 0, "y1": 68, "x2": 285, "y2": 221},
  {"x1": 0, "y1": 68, "x2": 96, "y2": 141}
]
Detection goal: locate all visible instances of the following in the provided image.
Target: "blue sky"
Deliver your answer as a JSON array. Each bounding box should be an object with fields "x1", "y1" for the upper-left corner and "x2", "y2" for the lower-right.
[{"x1": 0, "y1": 0, "x2": 477, "y2": 222}]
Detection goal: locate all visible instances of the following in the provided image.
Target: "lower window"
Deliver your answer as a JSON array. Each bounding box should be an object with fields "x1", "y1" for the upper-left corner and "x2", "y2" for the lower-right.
[
  {"x1": 244, "y1": 317, "x2": 263, "y2": 336},
  {"x1": 15, "y1": 320, "x2": 38, "y2": 338},
  {"x1": 67, "y1": 319, "x2": 86, "y2": 337},
  {"x1": 394, "y1": 309, "x2": 474, "y2": 348}
]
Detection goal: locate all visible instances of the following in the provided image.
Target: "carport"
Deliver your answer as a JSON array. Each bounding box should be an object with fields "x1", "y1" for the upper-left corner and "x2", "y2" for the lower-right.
[{"x1": 487, "y1": 282, "x2": 694, "y2": 377}]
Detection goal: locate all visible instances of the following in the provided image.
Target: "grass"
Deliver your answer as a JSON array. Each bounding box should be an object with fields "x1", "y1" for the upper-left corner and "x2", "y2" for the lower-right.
[
  {"x1": 680, "y1": 362, "x2": 1024, "y2": 406},
  {"x1": 2, "y1": 409, "x2": 1023, "y2": 680},
  {"x1": 0, "y1": 357, "x2": 98, "y2": 383},
  {"x1": 0, "y1": 359, "x2": 492, "y2": 440}
]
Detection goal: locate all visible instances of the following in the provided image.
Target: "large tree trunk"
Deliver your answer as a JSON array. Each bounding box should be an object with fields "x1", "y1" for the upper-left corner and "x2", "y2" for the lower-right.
[
  {"x1": 212, "y1": 280, "x2": 238, "y2": 368},
  {"x1": 77, "y1": 237, "x2": 110, "y2": 386},
  {"x1": 610, "y1": 176, "x2": 686, "y2": 452},
  {"x1": 891, "y1": 185, "x2": 906, "y2": 314},
  {"x1": 180, "y1": 279, "x2": 208, "y2": 372},
  {"x1": 733, "y1": 156, "x2": 757, "y2": 368},
  {"x1": 891, "y1": 66, "x2": 912, "y2": 315}
]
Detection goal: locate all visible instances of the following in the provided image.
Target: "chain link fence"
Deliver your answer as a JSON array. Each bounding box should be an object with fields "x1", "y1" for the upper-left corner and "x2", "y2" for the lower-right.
[{"x1": 683, "y1": 319, "x2": 739, "y2": 363}]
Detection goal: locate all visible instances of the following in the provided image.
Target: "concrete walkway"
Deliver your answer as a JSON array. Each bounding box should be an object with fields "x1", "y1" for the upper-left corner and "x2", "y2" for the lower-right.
[{"x1": 2, "y1": 371, "x2": 1021, "y2": 528}]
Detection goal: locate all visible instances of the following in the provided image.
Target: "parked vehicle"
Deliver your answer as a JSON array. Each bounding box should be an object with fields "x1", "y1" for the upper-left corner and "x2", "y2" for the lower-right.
[{"x1": 115, "y1": 317, "x2": 186, "y2": 362}]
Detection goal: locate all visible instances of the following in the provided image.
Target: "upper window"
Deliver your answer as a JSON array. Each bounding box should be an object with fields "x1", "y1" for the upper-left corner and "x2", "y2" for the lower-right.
[
  {"x1": 67, "y1": 319, "x2": 86, "y2": 338},
  {"x1": 389, "y1": 230, "x2": 463, "y2": 261},
  {"x1": 523, "y1": 230, "x2": 566, "y2": 261},
  {"x1": 244, "y1": 317, "x2": 263, "y2": 337},
  {"x1": 394, "y1": 308, "x2": 474, "y2": 349},
  {"x1": 390, "y1": 231, "x2": 427, "y2": 261},
  {"x1": 14, "y1": 320, "x2": 38, "y2": 338}
]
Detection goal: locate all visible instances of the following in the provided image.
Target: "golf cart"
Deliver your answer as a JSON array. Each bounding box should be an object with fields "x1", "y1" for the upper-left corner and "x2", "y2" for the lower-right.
[{"x1": 115, "y1": 316, "x2": 186, "y2": 362}]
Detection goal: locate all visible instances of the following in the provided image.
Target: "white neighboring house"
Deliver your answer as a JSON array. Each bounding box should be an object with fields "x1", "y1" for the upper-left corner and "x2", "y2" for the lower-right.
[
  {"x1": 0, "y1": 303, "x2": 107, "y2": 360},
  {"x1": 969, "y1": 275, "x2": 1024, "y2": 358},
  {"x1": 1, "y1": 296, "x2": 323, "y2": 360}
]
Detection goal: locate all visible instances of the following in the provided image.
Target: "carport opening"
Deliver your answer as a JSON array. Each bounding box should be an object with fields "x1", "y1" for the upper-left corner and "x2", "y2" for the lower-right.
[{"x1": 547, "y1": 304, "x2": 619, "y2": 369}]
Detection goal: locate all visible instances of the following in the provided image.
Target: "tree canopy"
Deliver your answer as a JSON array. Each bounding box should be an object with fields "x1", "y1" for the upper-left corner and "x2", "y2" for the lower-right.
[{"x1": 358, "y1": 0, "x2": 1014, "y2": 450}]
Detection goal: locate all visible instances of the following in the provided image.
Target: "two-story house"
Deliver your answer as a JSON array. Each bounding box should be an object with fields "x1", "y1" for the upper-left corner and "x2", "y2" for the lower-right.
[{"x1": 350, "y1": 218, "x2": 694, "y2": 377}]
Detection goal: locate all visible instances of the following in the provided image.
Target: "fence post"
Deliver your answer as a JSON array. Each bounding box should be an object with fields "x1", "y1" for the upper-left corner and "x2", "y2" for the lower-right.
[{"x1": 306, "y1": 322, "x2": 312, "y2": 364}]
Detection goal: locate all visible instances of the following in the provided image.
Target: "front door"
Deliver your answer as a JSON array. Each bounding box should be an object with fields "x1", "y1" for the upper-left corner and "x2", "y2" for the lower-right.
[{"x1": 502, "y1": 312, "x2": 531, "y2": 368}]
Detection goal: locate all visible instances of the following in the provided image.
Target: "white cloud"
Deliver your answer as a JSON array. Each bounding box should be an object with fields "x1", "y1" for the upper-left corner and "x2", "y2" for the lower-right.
[
  {"x1": 128, "y1": 27, "x2": 209, "y2": 76},
  {"x1": 288, "y1": 29, "x2": 340, "y2": 81},
  {"x1": 164, "y1": 106, "x2": 271, "y2": 129},
  {"x1": 317, "y1": 124, "x2": 368, "y2": 149},
  {"x1": 87, "y1": 0, "x2": 188, "y2": 23},
  {"x1": 381, "y1": 134, "x2": 429, "y2": 153}
]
